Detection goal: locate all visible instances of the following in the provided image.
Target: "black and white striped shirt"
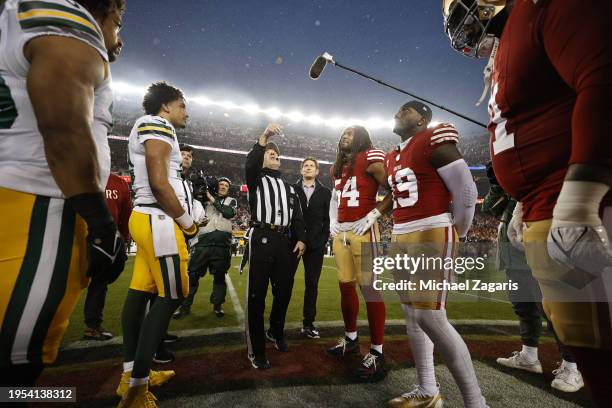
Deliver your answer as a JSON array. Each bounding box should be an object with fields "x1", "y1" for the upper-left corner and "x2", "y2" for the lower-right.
[{"x1": 245, "y1": 143, "x2": 305, "y2": 240}]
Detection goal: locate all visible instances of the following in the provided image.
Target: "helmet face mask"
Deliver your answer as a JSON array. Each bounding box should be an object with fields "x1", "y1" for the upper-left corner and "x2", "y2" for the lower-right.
[{"x1": 443, "y1": 0, "x2": 506, "y2": 58}]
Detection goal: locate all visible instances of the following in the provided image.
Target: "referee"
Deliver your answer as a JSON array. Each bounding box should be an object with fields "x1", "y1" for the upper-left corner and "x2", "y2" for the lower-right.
[{"x1": 245, "y1": 123, "x2": 306, "y2": 370}]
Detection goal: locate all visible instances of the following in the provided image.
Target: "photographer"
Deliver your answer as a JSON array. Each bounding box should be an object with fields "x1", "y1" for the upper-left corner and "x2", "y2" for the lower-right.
[{"x1": 174, "y1": 177, "x2": 237, "y2": 318}]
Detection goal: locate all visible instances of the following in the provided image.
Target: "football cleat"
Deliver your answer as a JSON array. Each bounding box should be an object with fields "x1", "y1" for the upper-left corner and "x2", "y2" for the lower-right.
[
  {"x1": 496, "y1": 351, "x2": 543, "y2": 374},
  {"x1": 163, "y1": 333, "x2": 179, "y2": 343},
  {"x1": 172, "y1": 307, "x2": 191, "y2": 319},
  {"x1": 357, "y1": 349, "x2": 386, "y2": 381},
  {"x1": 265, "y1": 329, "x2": 289, "y2": 352},
  {"x1": 116, "y1": 370, "x2": 175, "y2": 397},
  {"x1": 327, "y1": 336, "x2": 359, "y2": 357},
  {"x1": 152, "y1": 349, "x2": 175, "y2": 364},
  {"x1": 388, "y1": 384, "x2": 443, "y2": 408},
  {"x1": 214, "y1": 304, "x2": 225, "y2": 318},
  {"x1": 551, "y1": 361, "x2": 584, "y2": 393},
  {"x1": 248, "y1": 354, "x2": 271, "y2": 370},
  {"x1": 116, "y1": 384, "x2": 157, "y2": 408},
  {"x1": 301, "y1": 325, "x2": 320, "y2": 339},
  {"x1": 83, "y1": 326, "x2": 113, "y2": 341}
]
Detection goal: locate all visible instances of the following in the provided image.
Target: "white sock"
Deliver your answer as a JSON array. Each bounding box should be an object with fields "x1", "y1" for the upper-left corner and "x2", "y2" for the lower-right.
[
  {"x1": 415, "y1": 308, "x2": 486, "y2": 408},
  {"x1": 521, "y1": 345, "x2": 539, "y2": 362},
  {"x1": 563, "y1": 360, "x2": 578, "y2": 372},
  {"x1": 401, "y1": 304, "x2": 437, "y2": 396},
  {"x1": 123, "y1": 361, "x2": 134, "y2": 373},
  {"x1": 345, "y1": 331, "x2": 358, "y2": 341},
  {"x1": 371, "y1": 344, "x2": 383, "y2": 354},
  {"x1": 128, "y1": 376, "x2": 148, "y2": 387}
]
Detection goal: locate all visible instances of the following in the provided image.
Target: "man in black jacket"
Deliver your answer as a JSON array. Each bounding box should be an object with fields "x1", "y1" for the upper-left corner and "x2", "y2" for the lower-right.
[
  {"x1": 244, "y1": 123, "x2": 306, "y2": 369},
  {"x1": 289, "y1": 157, "x2": 331, "y2": 339}
]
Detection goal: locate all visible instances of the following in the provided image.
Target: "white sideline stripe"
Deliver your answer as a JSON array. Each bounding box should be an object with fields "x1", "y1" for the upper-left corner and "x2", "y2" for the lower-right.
[
  {"x1": 225, "y1": 273, "x2": 244, "y2": 325},
  {"x1": 62, "y1": 318, "x2": 525, "y2": 351}
]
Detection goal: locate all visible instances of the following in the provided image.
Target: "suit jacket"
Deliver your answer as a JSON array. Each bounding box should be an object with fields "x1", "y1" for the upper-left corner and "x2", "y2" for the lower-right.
[{"x1": 293, "y1": 178, "x2": 331, "y2": 250}]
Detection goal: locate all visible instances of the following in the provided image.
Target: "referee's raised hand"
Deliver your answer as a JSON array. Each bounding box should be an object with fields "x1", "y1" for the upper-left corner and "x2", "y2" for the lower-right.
[{"x1": 259, "y1": 123, "x2": 283, "y2": 145}]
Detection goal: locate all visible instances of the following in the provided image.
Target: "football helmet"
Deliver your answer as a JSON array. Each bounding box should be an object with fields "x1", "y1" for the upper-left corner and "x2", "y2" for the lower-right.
[{"x1": 442, "y1": 0, "x2": 507, "y2": 58}]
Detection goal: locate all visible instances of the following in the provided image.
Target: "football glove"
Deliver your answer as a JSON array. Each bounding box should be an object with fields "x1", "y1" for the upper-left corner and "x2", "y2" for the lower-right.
[
  {"x1": 66, "y1": 192, "x2": 127, "y2": 282},
  {"x1": 87, "y1": 224, "x2": 127, "y2": 283},
  {"x1": 507, "y1": 201, "x2": 524, "y2": 251},
  {"x1": 330, "y1": 220, "x2": 340, "y2": 237},
  {"x1": 547, "y1": 181, "x2": 612, "y2": 286},
  {"x1": 175, "y1": 212, "x2": 199, "y2": 240},
  {"x1": 353, "y1": 208, "x2": 382, "y2": 236}
]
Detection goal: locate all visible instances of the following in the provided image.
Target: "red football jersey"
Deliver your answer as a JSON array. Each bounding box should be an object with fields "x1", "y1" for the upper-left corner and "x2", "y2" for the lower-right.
[
  {"x1": 385, "y1": 123, "x2": 456, "y2": 224},
  {"x1": 488, "y1": 0, "x2": 612, "y2": 222},
  {"x1": 105, "y1": 173, "x2": 133, "y2": 239},
  {"x1": 333, "y1": 148, "x2": 385, "y2": 222}
]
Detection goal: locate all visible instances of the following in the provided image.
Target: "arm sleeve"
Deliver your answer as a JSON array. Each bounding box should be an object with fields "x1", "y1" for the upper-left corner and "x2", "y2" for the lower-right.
[
  {"x1": 290, "y1": 191, "x2": 307, "y2": 243},
  {"x1": 118, "y1": 179, "x2": 132, "y2": 240},
  {"x1": 245, "y1": 143, "x2": 265, "y2": 192},
  {"x1": 214, "y1": 197, "x2": 237, "y2": 219},
  {"x1": 541, "y1": 0, "x2": 612, "y2": 166},
  {"x1": 329, "y1": 188, "x2": 339, "y2": 222},
  {"x1": 437, "y1": 159, "x2": 477, "y2": 238}
]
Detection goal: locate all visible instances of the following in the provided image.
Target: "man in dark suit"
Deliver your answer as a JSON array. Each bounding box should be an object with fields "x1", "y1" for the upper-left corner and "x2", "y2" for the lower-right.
[{"x1": 290, "y1": 157, "x2": 331, "y2": 338}]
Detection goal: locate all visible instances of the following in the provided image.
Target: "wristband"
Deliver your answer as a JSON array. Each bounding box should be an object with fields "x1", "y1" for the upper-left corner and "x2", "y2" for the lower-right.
[
  {"x1": 553, "y1": 181, "x2": 609, "y2": 227},
  {"x1": 175, "y1": 211, "x2": 194, "y2": 229},
  {"x1": 66, "y1": 192, "x2": 113, "y2": 229}
]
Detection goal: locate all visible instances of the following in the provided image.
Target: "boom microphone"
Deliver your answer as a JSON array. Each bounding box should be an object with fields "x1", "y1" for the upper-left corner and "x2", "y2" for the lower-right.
[
  {"x1": 307, "y1": 51, "x2": 487, "y2": 128},
  {"x1": 309, "y1": 56, "x2": 328, "y2": 80}
]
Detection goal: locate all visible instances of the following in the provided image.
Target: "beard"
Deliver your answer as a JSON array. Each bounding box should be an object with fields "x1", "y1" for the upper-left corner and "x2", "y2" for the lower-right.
[{"x1": 107, "y1": 43, "x2": 122, "y2": 62}]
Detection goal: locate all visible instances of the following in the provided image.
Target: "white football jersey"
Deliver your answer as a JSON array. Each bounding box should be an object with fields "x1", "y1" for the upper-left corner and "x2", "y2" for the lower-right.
[
  {"x1": 0, "y1": 0, "x2": 112, "y2": 198},
  {"x1": 128, "y1": 115, "x2": 186, "y2": 211}
]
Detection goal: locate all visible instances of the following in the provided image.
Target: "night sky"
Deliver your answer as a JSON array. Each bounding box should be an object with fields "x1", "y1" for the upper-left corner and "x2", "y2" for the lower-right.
[{"x1": 113, "y1": 0, "x2": 488, "y2": 135}]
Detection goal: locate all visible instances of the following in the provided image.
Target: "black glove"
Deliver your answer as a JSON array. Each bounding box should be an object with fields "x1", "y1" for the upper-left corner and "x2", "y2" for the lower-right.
[{"x1": 66, "y1": 192, "x2": 127, "y2": 282}]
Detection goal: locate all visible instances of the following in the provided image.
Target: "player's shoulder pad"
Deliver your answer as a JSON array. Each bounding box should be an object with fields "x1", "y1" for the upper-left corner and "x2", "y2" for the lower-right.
[
  {"x1": 365, "y1": 148, "x2": 386, "y2": 163},
  {"x1": 429, "y1": 123, "x2": 459, "y2": 146},
  {"x1": 17, "y1": 0, "x2": 108, "y2": 61},
  {"x1": 135, "y1": 115, "x2": 176, "y2": 140}
]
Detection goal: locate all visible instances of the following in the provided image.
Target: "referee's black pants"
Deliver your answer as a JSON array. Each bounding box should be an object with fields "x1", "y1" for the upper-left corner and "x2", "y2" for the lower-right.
[{"x1": 246, "y1": 227, "x2": 295, "y2": 358}]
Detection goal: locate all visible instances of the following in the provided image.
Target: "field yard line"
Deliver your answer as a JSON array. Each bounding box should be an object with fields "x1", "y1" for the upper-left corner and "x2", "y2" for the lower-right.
[
  {"x1": 62, "y1": 319, "x2": 523, "y2": 351},
  {"x1": 226, "y1": 273, "x2": 245, "y2": 325}
]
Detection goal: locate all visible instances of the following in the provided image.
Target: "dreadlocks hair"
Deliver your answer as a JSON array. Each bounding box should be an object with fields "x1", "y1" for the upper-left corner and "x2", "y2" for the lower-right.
[
  {"x1": 75, "y1": 0, "x2": 125, "y2": 20},
  {"x1": 142, "y1": 82, "x2": 185, "y2": 116},
  {"x1": 333, "y1": 125, "x2": 373, "y2": 179}
]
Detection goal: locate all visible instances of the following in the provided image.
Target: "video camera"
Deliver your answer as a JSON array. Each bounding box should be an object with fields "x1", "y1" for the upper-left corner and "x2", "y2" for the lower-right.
[{"x1": 188, "y1": 170, "x2": 218, "y2": 202}]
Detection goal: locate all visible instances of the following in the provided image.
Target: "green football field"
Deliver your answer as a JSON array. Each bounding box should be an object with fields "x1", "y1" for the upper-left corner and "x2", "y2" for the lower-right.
[{"x1": 62, "y1": 255, "x2": 517, "y2": 344}]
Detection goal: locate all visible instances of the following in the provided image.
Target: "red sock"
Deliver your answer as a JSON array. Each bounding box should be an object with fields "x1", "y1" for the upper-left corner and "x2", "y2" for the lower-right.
[
  {"x1": 361, "y1": 285, "x2": 385, "y2": 346},
  {"x1": 339, "y1": 281, "x2": 359, "y2": 333}
]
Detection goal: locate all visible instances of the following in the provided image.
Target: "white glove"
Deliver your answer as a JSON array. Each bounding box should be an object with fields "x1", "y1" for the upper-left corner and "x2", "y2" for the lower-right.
[
  {"x1": 353, "y1": 208, "x2": 382, "y2": 236},
  {"x1": 507, "y1": 202, "x2": 524, "y2": 251},
  {"x1": 547, "y1": 181, "x2": 612, "y2": 286},
  {"x1": 330, "y1": 220, "x2": 340, "y2": 237}
]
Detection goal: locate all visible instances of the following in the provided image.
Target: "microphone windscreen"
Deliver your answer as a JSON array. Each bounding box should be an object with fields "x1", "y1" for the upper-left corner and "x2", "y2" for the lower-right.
[{"x1": 309, "y1": 56, "x2": 327, "y2": 80}]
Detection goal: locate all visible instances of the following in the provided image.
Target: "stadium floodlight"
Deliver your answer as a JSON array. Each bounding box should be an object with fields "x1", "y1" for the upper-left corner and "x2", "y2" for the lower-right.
[
  {"x1": 111, "y1": 81, "x2": 147, "y2": 96},
  {"x1": 285, "y1": 111, "x2": 305, "y2": 123},
  {"x1": 263, "y1": 107, "x2": 282, "y2": 119},
  {"x1": 308, "y1": 52, "x2": 488, "y2": 128},
  {"x1": 241, "y1": 104, "x2": 261, "y2": 115},
  {"x1": 305, "y1": 114, "x2": 324, "y2": 125}
]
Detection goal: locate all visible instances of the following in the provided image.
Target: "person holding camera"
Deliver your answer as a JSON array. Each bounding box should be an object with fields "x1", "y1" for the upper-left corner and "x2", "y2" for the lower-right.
[{"x1": 174, "y1": 177, "x2": 237, "y2": 318}]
